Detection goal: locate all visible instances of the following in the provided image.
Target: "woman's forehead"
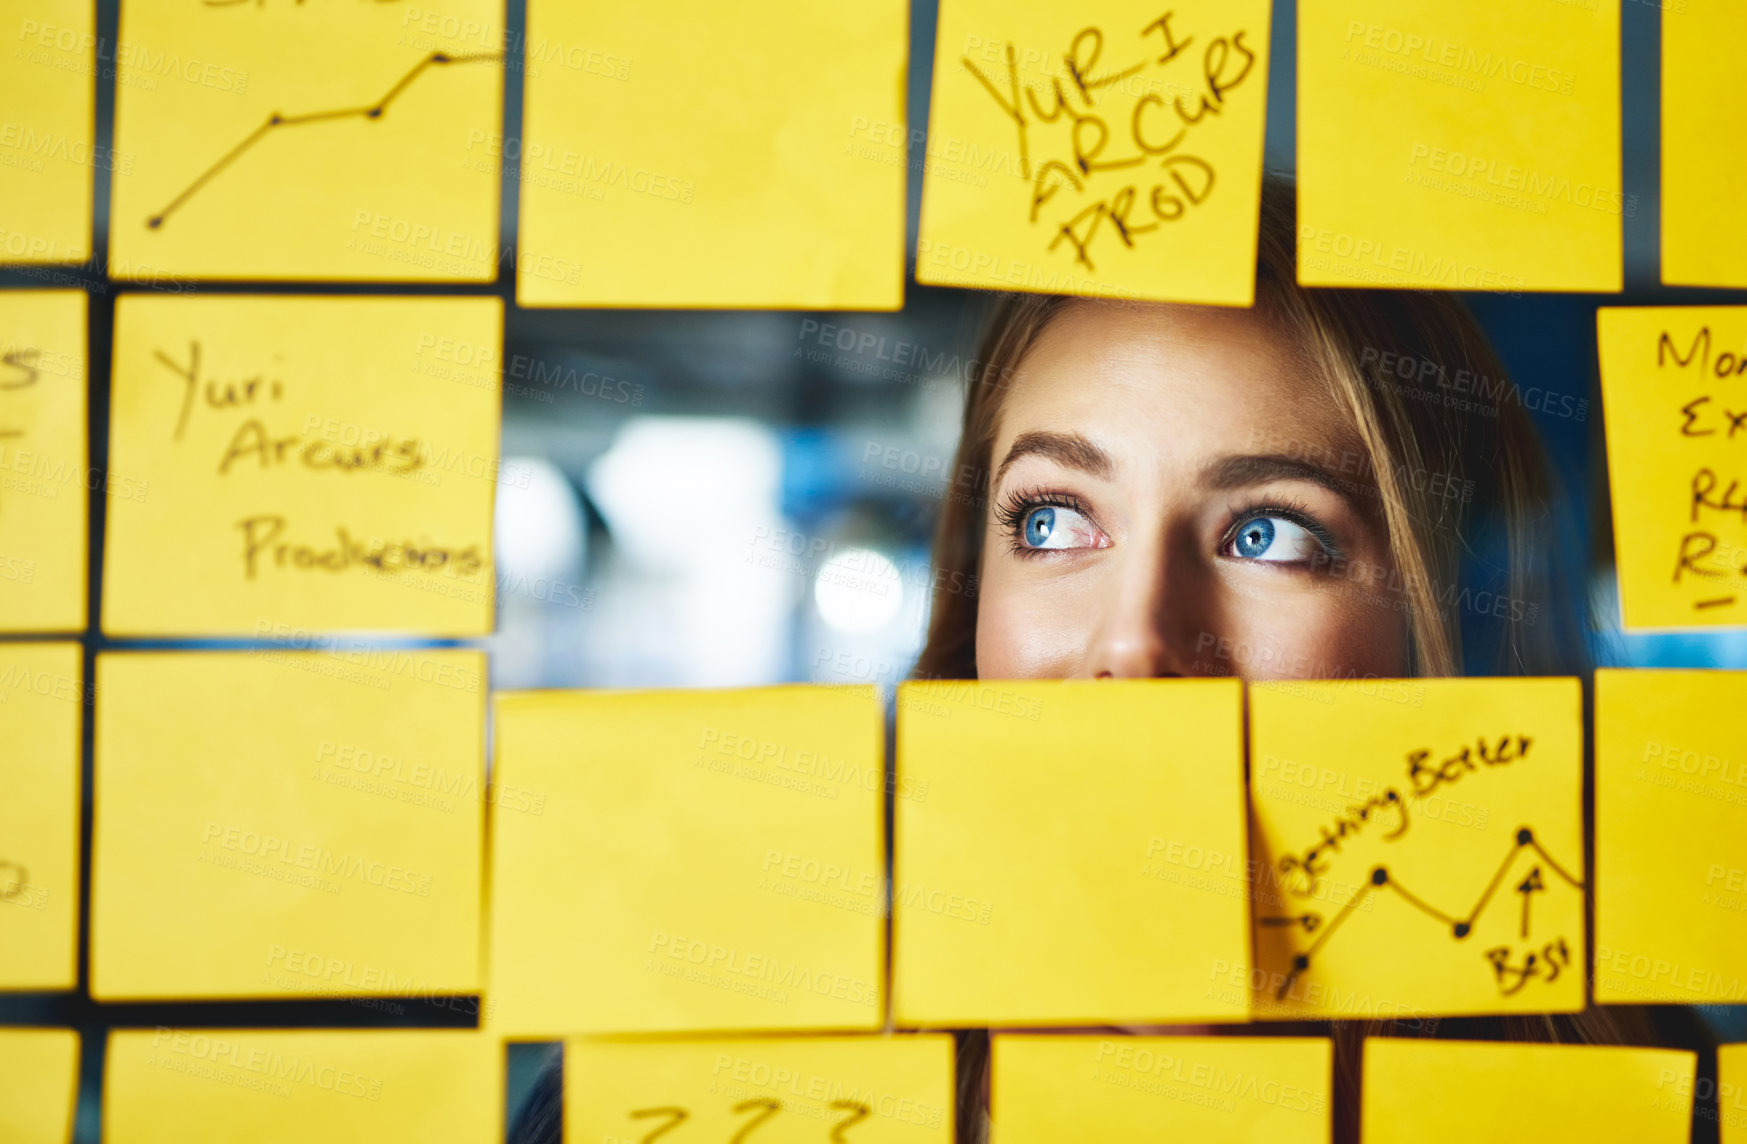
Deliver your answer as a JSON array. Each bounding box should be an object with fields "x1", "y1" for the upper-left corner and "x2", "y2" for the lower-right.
[
  {"x1": 992, "y1": 299, "x2": 1355, "y2": 459},
  {"x1": 1025, "y1": 297, "x2": 1306, "y2": 378}
]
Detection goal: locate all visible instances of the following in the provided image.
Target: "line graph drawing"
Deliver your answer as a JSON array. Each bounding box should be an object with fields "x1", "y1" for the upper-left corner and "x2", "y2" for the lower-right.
[
  {"x1": 146, "y1": 50, "x2": 503, "y2": 230},
  {"x1": 1256, "y1": 826, "x2": 1583, "y2": 1000}
]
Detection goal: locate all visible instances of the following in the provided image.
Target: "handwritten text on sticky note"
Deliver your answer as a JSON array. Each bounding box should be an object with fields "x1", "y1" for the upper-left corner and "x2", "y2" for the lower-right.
[
  {"x1": 104, "y1": 295, "x2": 501, "y2": 636},
  {"x1": 918, "y1": 0, "x2": 1271, "y2": 303},
  {"x1": 1249, "y1": 678, "x2": 1585, "y2": 1019},
  {"x1": 1598, "y1": 307, "x2": 1747, "y2": 628},
  {"x1": 0, "y1": 290, "x2": 88, "y2": 633},
  {"x1": 567, "y1": 1036, "x2": 953, "y2": 1144}
]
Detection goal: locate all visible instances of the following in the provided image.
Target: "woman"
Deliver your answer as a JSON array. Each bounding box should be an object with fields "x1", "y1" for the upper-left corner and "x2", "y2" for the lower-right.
[
  {"x1": 919, "y1": 184, "x2": 1573, "y2": 686},
  {"x1": 921, "y1": 182, "x2": 1699, "y2": 1143}
]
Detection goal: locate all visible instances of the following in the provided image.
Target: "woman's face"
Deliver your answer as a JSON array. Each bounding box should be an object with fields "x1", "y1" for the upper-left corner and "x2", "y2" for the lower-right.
[{"x1": 975, "y1": 300, "x2": 1409, "y2": 682}]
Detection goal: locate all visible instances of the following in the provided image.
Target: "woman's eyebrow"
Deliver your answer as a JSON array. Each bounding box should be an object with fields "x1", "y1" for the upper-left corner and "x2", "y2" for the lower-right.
[
  {"x1": 994, "y1": 430, "x2": 1115, "y2": 485},
  {"x1": 1203, "y1": 452, "x2": 1375, "y2": 515}
]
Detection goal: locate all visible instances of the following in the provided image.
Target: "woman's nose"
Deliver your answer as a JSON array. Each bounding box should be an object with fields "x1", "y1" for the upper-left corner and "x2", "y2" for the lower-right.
[{"x1": 1084, "y1": 542, "x2": 1202, "y2": 679}]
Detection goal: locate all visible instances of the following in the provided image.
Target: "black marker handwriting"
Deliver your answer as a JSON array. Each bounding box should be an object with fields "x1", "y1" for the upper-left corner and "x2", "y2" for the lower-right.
[
  {"x1": 628, "y1": 1106, "x2": 688, "y2": 1144},
  {"x1": 1691, "y1": 468, "x2": 1747, "y2": 524},
  {"x1": 1, "y1": 347, "x2": 41, "y2": 391},
  {"x1": 1261, "y1": 826, "x2": 1582, "y2": 1000},
  {"x1": 829, "y1": 1101, "x2": 870, "y2": 1143},
  {"x1": 1405, "y1": 735, "x2": 1531, "y2": 800},
  {"x1": 965, "y1": 13, "x2": 1258, "y2": 272},
  {"x1": 1276, "y1": 787, "x2": 1408, "y2": 898},
  {"x1": 728, "y1": 1099, "x2": 780, "y2": 1144},
  {"x1": 1485, "y1": 937, "x2": 1571, "y2": 996},
  {"x1": 155, "y1": 339, "x2": 286, "y2": 442},
  {"x1": 236, "y1": 515, "x2": 484, "y2": 581},
  {"x1": 620, "y1": 1098, "x2": 871, "y2": 1144},
  {"x1": 148, "y1": 51, "x2": 502, "y2": 228}
]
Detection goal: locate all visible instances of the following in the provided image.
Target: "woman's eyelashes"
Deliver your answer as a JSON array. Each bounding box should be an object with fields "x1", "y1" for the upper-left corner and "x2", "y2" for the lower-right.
[
  {"x1": 995, "y1": 490, "x2": 1109, "y2": 555},
  {"x1": 995, "y1": 491, "x2": 1342, "y2": 566},
  {"x1": 1220, "y1": 505, "x2": 1341, "y2": 568}
]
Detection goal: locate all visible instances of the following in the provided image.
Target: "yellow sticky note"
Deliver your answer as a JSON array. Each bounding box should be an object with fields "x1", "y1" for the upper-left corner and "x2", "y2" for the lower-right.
[
  {"x1": 566, "y1": 1036, "x2": 953, "y2": 1143},
  {"x1": 1298, "y1": 0, "x2": 1622, "y2": 291},
  {"x1": 1597, "y1": 307, "x2": 1747, "y2": 628},
  {"x1": 1721, "y1": 1044, "x2": 1747, "y2": 1143},
  {"x1": 0, "y1": 290, "x2": 87, "y2": 633},
  {"x1": 1248, "y1": 678, "x2": 1584, "y2": 1020},
  {"x1": 105, "y1": 1029, "x2": 499, "y2": 1143},
  {"x1": 0, "y1": 643, "x2": 81, "y2": 991},
  {"x1": 894, "y1": 679, "x2": 1248, "y2": 1026},
  {"x1": 917, "y1": 1, "x2": 1272, "y2": 303},
  {"x1": 108, "y1": 1, "x2": 501, "y2": 282},
  {"x1": 490, "y1": 687, "x2": 884, "y2": 1035},
  {"x1": 104, "y1": 295, "x2": 501, "y2": 637},
  {"x1": 90, "y1": 649, "x2": 485, "y2": 1000},
  {"x1": 1663, "y1": 3, "x2": 1747, "y2": 287},
  {"x1": 1361, "y1": 1039, "x2": 1695, "y2": 1143},
  {"x1": 0, "y1": 4, "x2": 94, "y2": 265},
  {"x1": 1594, "y1": 669, "x2": 1747, "y2": 1004},
  {"x1": 992, "y1": 1035, "x2": 1330, "y2": 1142},
  {"x1": 517, "y1": 0, "x2": 906, "y2": 308},
  {"x1": 0, "y1": 1028, "x2": 79, "y2": 1144}
]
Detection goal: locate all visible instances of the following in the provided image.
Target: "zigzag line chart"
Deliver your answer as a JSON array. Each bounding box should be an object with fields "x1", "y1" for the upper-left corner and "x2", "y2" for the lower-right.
[
  {"x1": 146, "y1": 50, "x2": 503, "y2": 230},
  {"x1": 1256, "y1": 826, "x2": 1583, "y2": 1000}
]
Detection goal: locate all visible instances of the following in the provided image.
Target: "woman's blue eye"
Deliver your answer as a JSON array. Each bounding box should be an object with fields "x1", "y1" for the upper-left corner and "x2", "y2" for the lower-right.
[
  {"x1": 1227, "y1": 515, "x2": 1327, "y2": 564},
  {"x1": 1234, "y1": 516, "x2": 1275, "y2": 557},
  {"x1": 1016, "y1": 504, "x2": 1101, "y2": 551},
  {"x1": 1024, "y1": 507, "x2": 1056, "y2": 546}
]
